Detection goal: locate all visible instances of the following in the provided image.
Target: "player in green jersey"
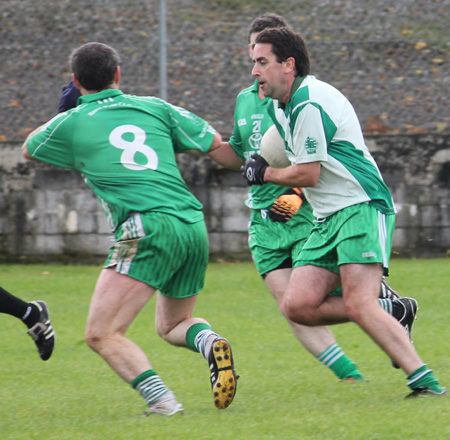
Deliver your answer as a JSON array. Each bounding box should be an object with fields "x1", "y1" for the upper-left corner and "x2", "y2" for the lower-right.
[
  {"x1": 22, "y1": 42, "x2": 237, "y2": 415},
  {"x1": 243, "y1": 26, "x2": 445, "y2": 398},
  {"x1": 209, "y1": 13, "x2": 415, "y2": 382},
  {"x1": 0, "y1": 286, "x2": 55, "y2": 361}
]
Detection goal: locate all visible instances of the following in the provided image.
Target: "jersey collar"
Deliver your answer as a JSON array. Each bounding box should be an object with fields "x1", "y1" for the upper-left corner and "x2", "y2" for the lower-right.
[
  {"x1": 78, "y1": 88, "x2": 124, "y2": 104},
  {"x1": 291, "y1": 76, "x2": 306, "y2": 96},
  {"x1": 251, "y1": 79, "x2": 272, "y2": 105},
  {"x1": 250, "y1": 79, "x2": 259, "y2": 93},
  {"x1": 277, "y1": 76, "x2": 306, "y2": 110}
]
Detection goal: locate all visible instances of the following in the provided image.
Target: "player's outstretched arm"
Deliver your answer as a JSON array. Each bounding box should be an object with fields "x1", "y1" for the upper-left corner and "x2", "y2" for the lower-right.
[
  {"x1": 21, "y1": 125, "x2": 46, "y2": 160},
  {"x1": 208, "y1": 141, "x2": 244, "y2": 171}
]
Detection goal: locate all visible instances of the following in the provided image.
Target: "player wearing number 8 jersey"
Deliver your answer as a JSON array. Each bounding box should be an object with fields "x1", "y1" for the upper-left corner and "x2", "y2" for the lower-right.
[
  {"x1": 22, "y1": 42, "x2": 238, "y2": 415},
  {"x1": 26, "y1": 91, "x2": 211, "y2": 228}
]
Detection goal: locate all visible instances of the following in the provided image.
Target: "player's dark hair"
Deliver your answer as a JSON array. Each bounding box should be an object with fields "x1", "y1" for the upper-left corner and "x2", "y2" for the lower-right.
[
  {"x1": 70, "y1": 42, "x2": 121, "y2": 91},
  {"x1": 248, "y1": 13, "x2": 288, "y2": 42},
  {"x1": 255, "y1": 27, "x2": 310, "y2": 77}
]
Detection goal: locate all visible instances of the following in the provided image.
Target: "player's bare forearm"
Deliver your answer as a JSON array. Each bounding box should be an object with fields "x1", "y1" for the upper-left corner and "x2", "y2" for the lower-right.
[
  {"x1": 208, "y1": 141, "x2": 244, "y2": 171},
  {"x1": 264, "y1": 162, "x2": 321, "y2": 188}
]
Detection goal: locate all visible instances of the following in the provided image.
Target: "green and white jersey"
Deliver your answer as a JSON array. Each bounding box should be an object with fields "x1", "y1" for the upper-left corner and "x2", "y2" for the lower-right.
[
  {"x1": 229, "y1": 81, "x2": 286, "y2": 210},
  {"x1": 268, "y1": 75, "x2": 395, "y2": 218},
  {"x1": 26, "y1": 89, "x2": 216, "y2": 230}
]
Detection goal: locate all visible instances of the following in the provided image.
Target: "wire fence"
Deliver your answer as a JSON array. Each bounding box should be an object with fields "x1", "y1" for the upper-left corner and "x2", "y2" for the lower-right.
[{"x1": 1, "y1": 0, "x2": 449, "y2": 141}]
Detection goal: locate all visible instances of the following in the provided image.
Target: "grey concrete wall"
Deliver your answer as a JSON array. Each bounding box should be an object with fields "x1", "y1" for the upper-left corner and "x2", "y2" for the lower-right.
[
  {"x1": 1, "y1": 134, "x2": 449, "y2": 261},
  {"x1": 0, "y1": 142, "x2": 251, "y2": 261},
  {"x1": 368, "y1": 134, "x2": 450, "y2": 257}
]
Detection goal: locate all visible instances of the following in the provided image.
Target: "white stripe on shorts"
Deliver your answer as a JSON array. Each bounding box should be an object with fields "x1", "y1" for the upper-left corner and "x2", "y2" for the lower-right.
[
  {"x1": 378, "y1": 211, "x2": 388, "y2": 268},
  {"x1": 121, "y1": 213, "x2": 145, "y2": 240}
]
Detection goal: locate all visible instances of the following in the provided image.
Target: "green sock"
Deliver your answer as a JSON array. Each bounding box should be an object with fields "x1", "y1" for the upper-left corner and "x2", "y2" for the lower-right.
[
  {"x1": 317, "y1": 343, "x2": 364, "y2": 381},
  {"x1": 131, "y1": 369, "x2": 169, "y2": 405},
  {"x1": 407, "y1": 364, "x2": 443, "y2": 393}
]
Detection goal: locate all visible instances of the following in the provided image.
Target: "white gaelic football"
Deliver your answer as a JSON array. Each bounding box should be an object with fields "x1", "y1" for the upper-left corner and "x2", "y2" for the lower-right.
[{"x1": 260, "y1": 125, "x2": 291, "y2": 168}]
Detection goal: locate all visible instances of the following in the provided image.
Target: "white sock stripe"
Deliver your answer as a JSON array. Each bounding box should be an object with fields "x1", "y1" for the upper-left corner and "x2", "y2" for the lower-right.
[
  {"x1": 142, "y1": 384, "x2": 166, "y2": 399},
  {"x1": 323, "y1": 351, "x2": 345, "y2": 367},
  {"x1": 322, "y1": 348, "x2": 341, "y2": 364},
  {"x1": 318, "y1": 343, "x2": 340, "y2": 361},
  {"x1": 135, "y1": 374, "x2": 170, "y2": 405},
  {"x1": 318, "y1": 343, "x2": 338, "y2": 358},
  {"x1": 378, "y1": 298, "x2": 392, "y2": 314},
  {"x1": 380, "y1": 281, "x2": 387, "y2": 298},
  {"x1": 145, "y1": 389, "x2": 168, "y2": 405},
  {"x1": 141, "y1": 382, "x2": 166, "y2": 393},
  {"x1": 194, "y1": 329, "x2": 210, "y2": 353},
  {"x1": 324, "y1": 344, "x2": 341, "y2": 359},
  {"x1": 138, "y1": 376, "x2": 164, "y2": 390},
  {"x1": 407, "y1": 369, "x2": 433, "y2": 386},
  {"x1": 194, "y1": 329, "x2": 218, "y2": 359}
]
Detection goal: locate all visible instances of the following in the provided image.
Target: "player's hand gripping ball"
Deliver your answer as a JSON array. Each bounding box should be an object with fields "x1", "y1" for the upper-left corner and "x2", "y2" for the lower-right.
[{"x1": 241, "y1": 153, "x2": 269, "y2": 186}]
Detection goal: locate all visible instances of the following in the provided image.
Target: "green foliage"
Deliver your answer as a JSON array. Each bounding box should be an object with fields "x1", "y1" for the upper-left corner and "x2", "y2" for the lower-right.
[{"x1": 0, "y1": 260, "x2": 449, "y2": 439}]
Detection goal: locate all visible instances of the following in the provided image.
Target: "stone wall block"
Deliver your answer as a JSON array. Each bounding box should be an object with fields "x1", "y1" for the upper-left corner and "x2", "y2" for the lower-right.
[{"x1": 1, "y1": 134, "x2": 450, "y2": 259}]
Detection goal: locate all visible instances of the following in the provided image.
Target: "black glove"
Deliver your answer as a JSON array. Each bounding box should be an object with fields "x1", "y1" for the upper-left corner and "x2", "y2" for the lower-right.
[
  {"x1": 58, "y1": 81, "x2": 81, "y2": 113},
  {"x1": 269, "y1": 188, "x2": 305, "y2": 223},
  {"x1": 241, "y1": 153, "x2": 269, "y2": 186}
]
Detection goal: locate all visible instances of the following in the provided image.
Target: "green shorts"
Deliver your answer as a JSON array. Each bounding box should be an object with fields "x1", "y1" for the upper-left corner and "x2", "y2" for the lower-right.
[
  {"x1": 294, "y1": 203, "x2": 395, "y2": 276},
  {"x1": 248, "y1": 202, "x2": 314, "y2": 276},
  {"x1": 104, "y1": 212, "x2": 209, "y2": 298}
]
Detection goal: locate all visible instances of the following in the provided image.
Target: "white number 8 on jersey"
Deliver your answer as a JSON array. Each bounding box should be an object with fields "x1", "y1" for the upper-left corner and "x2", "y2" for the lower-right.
[{"x1": 109, "y1": 124, "x2": 158, "y2": 170}]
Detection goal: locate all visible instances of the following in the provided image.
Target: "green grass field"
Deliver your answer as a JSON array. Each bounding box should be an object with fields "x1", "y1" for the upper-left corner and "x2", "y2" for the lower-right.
[{"x1": 1, "y1": 260, "x2": 449, "y2": 440}]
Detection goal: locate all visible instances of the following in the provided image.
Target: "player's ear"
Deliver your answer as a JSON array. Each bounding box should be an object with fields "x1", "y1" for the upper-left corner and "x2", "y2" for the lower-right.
[
  {"x1": 284, "y1": 57, "x2": 295, "y2": 74},
  {"x1": 247, "y1": 43, "x2": 252, "y2": 58},
  {"x1": 114, "y1": 66, "x2": 121, "y2": 85},
  {"x1": 72, "y1": 74, "x2": 82, "y2": 90}
]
